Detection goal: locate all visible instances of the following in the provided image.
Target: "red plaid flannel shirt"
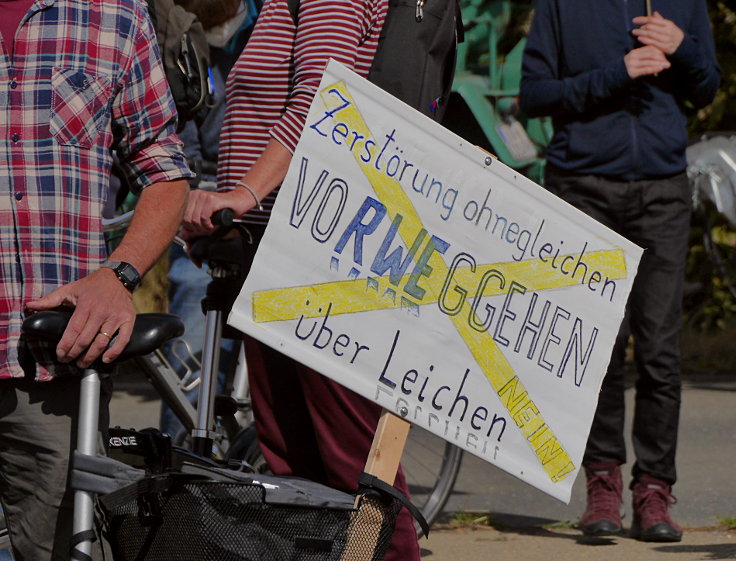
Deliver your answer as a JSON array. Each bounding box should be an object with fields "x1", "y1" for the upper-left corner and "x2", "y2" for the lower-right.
[{"x1": 0, "y1": 0, "x2": 193, "y2": 380}]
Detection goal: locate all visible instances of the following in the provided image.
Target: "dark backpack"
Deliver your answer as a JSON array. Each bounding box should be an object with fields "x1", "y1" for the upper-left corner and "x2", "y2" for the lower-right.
[
  {"x1": 146, "y1": 0, "x2": 210, "y2": 129},
  {"x1": 287, "y1": 0, "x2": 460, "y2": 122},
  {"x1": 368, "y1": 0, "x2": 461, "y2": 122}
]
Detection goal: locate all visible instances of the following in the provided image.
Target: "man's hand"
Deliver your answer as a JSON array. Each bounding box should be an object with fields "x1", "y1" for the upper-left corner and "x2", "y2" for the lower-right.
[
  {"x1": 624, "y1": 45, "x2": 671, "y2": 79},
  {"x1": 632, "y1": 12, "x2": 685, "y2": 55},
  {"x1": 26, "y1": 269, "x2": 135, "y2": 368}
]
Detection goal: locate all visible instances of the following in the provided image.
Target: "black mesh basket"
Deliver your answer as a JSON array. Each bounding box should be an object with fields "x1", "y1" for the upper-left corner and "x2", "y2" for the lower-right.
[{"x1": 98, "y1": 465, "x2": 403, "y2": 561}]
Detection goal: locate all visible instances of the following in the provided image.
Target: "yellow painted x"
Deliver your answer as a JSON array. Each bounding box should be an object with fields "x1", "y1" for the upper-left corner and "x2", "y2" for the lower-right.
[{"x1": 251, "y1": 81, "x2": 628, "y2": 483}]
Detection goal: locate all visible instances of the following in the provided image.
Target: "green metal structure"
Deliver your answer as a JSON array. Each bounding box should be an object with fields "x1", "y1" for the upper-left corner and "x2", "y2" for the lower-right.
[{"x1": 443, "y1": 0, "x2": 552, "y2": 184}]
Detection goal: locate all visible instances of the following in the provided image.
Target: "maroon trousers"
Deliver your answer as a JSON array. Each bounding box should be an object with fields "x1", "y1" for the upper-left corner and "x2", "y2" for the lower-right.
[{"x1": 245, "y1": 336, "x2": 421, "y2": 561}]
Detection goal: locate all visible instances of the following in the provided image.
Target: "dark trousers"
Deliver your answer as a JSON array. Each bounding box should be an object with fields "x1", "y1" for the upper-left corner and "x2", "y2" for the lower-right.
[
  {"x1": 0, "y1": 375, "x2": 111, "y2": 561},
  {"x1": 545, "y1": 165, "x2": 692, "y2": 485},
  {"x1": 245, "y1": 336, "x2": 421, "y2": 561}
]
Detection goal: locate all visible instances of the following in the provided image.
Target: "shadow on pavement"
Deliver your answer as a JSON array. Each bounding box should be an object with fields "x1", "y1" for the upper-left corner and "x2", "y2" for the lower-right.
[{"x1": 653, "y1": 543, "x2": 736, "y2": 560}]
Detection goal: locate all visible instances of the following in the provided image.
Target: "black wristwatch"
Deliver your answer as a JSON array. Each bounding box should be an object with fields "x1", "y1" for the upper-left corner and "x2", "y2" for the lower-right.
[{"x1": 101, "y1": 260, "x2": 141, "y2": 292}]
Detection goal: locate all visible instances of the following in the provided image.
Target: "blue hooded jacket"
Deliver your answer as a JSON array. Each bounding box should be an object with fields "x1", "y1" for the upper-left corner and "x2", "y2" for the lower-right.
[{"x1": 520, "y1": 0, "x2": 721, "y2": 180}]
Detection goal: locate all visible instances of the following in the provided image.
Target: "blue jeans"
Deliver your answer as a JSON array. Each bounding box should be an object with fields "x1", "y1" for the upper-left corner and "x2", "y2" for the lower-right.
[{"x1": 160, "y1": 245, "x2": 237, "y2": 438}]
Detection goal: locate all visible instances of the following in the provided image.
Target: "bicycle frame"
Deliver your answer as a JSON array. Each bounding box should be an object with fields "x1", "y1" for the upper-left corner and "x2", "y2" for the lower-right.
[
  {"x1": 100, "y1": 151, "x2": 463, "y2": 537},
  {"x1": 103, "y1": 210, "x2": 252, "y2": 455}
]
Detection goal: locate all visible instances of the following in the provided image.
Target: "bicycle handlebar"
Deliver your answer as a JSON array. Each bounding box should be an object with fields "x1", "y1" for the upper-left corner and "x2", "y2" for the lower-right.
[
  {"x1": 102, "y1": 210, "x2": 134, "y2": 233},
  {"x1": 103, "y1": 209, "x2": 235, "y2": 231},
  {"x1": 211, "y1": 208, "x2": 235, "y2": 228}
]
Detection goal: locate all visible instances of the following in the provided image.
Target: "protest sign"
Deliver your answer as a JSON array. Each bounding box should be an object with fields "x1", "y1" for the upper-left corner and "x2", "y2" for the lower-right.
[{"x1": 228, "y1": 60, "x2": 643, "y2": 502}]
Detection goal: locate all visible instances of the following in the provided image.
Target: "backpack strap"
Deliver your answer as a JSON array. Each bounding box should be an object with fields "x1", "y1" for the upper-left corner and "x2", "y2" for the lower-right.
[
  {"x1": 286, "y1": 0, "x2": 299, "y2": 24},
  {"x1": 358, "y1": 472, "x2": 430, "y2": 537}
]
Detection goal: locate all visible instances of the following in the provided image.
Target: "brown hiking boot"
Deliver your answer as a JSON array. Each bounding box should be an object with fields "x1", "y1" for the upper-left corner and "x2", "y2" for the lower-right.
[
  {"x1": 630, "y1": 474, "x2": 683, "y2": 542},
  {"x1": 579, "y1": 461, "x2": 623, "y2": 536}
]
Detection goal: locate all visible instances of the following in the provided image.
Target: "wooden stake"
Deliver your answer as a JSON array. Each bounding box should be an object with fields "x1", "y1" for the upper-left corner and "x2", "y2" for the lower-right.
[
  {"x1": 340, "y1": 410, "x2": 411, "y2": 561},
  {"x1": 363, "y1": 410, "x2": 411, "y2": 484}
]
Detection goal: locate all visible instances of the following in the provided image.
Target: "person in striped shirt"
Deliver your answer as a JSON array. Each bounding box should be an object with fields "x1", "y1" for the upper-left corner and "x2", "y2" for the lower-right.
[
  {"x1": 181, "y1": 1, "x2": 458, "y2": 559},
  {"x1": 0, "y1": 0, "x2": 192, "y2": 557}
]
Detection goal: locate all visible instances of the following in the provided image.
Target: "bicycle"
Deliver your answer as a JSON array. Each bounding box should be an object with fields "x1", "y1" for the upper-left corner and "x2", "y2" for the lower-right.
[
  {"x1": 20, "y1": 309, "x2": 186, "y2": 561},
  {"x1": 104, "y1": 209, "x2": 463, "y2": 534},
  {"x1": 687, "y1": 131, "x2": 736, "y2": 301}
]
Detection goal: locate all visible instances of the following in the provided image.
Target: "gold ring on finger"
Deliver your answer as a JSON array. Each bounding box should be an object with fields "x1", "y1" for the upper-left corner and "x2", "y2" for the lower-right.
[{"x1": 100, "y1": 331, "x2": 113, "y2": 340}]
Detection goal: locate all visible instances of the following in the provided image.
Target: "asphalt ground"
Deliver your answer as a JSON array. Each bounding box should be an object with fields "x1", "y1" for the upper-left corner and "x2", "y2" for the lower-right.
[
  {"x1": 110, "y1": 371, "x2": 736, "y2": 561},
  {"x1": 419, "y1": 375, "x2": 736, "y2": 560}
]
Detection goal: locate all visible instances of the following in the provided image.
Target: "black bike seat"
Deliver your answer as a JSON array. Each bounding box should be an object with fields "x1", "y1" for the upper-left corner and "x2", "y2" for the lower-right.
[{"x1": 22, "y1": 310, "x2": 184, "y2": 366}]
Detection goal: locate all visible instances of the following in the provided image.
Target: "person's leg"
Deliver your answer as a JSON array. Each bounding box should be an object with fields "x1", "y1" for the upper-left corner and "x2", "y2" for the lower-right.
[
  {"x1": 626, "y1": 174, "x2": 690, "y2": 484},
  {"x1": 160, "y1": 245, "x2": 209, "y2": 436},
  {"x1": 624, "y1": 174, "x2": 690, "y2": 542},
  {"x1": 246, "y1": 336, "x2": 420, "y2": 561},
  {"x1": 545, "y1": 169, "x2": 630, "y2": 464},
  {"x1": 578, "y1": 324, "x2": 628, "y2": 536},
  {"x1": 297, "y1": 366, "x2": 420, "y2": 561},
  {"x1": 583, "y1": 323, "x2": 629, "y2": 466},
  {"x1": 544, "y1": 166, "x2": 630, "y2": 535},
  {"x1": 245, "y1": 336, "x2": 328, "y2": 482},
  {"x1": 0, "y1": 376, "x2": 111, "y2": 561}
]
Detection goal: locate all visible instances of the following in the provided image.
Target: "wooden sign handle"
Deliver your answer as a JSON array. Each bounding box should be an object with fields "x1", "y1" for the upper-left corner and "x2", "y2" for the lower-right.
[
  {"x1": 364, "y1": 409, "x2": 411, "y2": 483},
  {"x1": 339, "y1": 410, "x2": 412, "y2": 561}
]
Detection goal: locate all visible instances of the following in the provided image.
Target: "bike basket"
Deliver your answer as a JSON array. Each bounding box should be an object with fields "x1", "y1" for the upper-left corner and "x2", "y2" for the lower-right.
[{"x1": 98, "y1": 465, "x2": 403, "y2": 561}]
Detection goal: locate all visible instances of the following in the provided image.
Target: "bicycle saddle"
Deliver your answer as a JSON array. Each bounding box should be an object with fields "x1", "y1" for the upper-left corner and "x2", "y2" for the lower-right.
[{"x1": 22, "y1": 310, "x2": 185, "y2": 366}]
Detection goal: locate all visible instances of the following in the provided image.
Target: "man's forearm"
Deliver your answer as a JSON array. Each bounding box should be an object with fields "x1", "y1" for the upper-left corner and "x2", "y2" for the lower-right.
[{"x1": 109, "y1": 179, "x2": 189, "y2": 274}]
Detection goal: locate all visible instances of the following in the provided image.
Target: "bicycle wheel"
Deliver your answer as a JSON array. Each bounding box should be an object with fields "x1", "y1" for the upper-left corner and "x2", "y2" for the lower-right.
[
  {"x1": 401, "y1": 425, "x2": 463, "y2": 534},
  {"x1": 225, "y1": 424, "x2": 462, "y2": 535}
]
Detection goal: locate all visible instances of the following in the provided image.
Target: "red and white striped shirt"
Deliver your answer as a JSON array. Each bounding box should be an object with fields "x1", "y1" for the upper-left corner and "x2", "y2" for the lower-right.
[{"x1": 217, "y1": 0, "x2": 388, "y2": 224}]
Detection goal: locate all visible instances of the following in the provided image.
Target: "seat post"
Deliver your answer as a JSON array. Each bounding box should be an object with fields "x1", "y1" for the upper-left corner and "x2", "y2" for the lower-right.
[
  {"x1": 72, "y1": 368, "x2": 101, "y2": 561},
  {"x1": 191, "y1": 308, "x2": 222, "y2": 457}
]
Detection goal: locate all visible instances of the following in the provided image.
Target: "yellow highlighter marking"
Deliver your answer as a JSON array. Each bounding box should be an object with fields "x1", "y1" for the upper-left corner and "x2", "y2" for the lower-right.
[{"x1": 251, "y1": 81, "x2": 627, "y2": 482}]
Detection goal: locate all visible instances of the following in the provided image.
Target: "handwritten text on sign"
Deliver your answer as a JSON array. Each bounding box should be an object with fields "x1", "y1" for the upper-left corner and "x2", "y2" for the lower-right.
[{"x1": 229, "y1": 61, "x2": 642, "y2": 502}]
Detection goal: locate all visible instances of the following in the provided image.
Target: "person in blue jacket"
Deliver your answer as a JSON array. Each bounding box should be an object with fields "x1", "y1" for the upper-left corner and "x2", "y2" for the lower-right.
[{"x1": 520, "y1": 0, "x2": 720, "y2": 543}]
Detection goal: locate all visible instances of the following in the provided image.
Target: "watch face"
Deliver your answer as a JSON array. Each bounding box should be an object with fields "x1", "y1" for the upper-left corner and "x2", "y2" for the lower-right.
[{"x1": 116, "y1": 263, "x2": 140, "y2": 289}]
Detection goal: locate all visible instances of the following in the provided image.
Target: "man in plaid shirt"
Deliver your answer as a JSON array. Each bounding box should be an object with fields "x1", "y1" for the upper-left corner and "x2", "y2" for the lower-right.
[{"x1": 0, "y1": 0, "x2": 192, "y2": 558}]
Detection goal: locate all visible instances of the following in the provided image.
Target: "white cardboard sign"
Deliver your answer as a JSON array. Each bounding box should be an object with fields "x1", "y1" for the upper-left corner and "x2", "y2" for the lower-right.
[{"x1": 228, "y1": 60, "x2": 642, "y2": 502}]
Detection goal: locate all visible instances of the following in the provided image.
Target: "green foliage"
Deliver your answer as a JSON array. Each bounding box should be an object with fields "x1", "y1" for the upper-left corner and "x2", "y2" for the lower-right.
[
  {"x1": 684, "y1": 208, "x2": 736, "y2": 331},
  {"x1": 444, "y1": 511, "x2": 492, "y2": 527},
  {"x1": 684, "y1": 2, "x2": 736, "y2": 331},
  {"x1": 688, "y1": 2, "x2": 736, "y2": 137},
  {"x1": 718, "y1": 515, "x2": 736, "y2": 530},
  {"x1": 133, "y1": 256, "x2": 170, "y2": 314}
]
